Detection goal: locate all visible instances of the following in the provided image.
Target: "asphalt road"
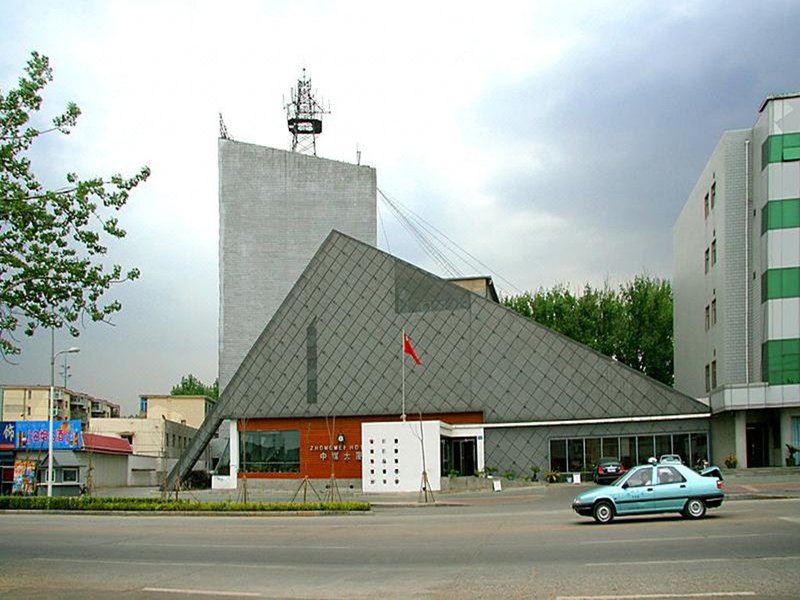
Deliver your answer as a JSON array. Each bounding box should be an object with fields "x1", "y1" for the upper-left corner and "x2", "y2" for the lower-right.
[{"x1": 1, "y1": 490, "x2": 798, "y2": 599}]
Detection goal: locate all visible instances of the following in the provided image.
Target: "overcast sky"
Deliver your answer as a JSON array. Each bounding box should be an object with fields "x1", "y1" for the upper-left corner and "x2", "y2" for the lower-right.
[{"x1": 0, "y1": 1, "x2": 797, "y2": 415}]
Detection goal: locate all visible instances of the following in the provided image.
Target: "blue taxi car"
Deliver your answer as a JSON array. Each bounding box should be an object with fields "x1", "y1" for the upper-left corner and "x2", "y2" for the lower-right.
[{"x1": 572, "y1": 458, "x2": 724, "y2": 524}]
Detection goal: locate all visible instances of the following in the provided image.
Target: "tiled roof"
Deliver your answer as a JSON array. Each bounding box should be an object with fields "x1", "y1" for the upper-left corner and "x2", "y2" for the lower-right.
[{"x1": 82, "y1": 433, "x2": 132, "y2": 455}]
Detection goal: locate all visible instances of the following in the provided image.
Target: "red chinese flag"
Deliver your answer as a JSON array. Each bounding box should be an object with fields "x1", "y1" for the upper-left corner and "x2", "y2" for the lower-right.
[{"x1": 403, "y1": 332, "x2": 422, "y2": 365}]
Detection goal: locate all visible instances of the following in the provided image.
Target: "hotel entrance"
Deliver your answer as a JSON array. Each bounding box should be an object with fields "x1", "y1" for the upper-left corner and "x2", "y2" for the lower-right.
[{"x1": 441, "y1": 437, "x2": 477, "y2": 476}]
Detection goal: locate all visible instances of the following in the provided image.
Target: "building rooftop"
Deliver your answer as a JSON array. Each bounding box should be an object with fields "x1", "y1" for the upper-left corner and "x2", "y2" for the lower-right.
[{"x1": 759, "y1": 92, "x2": 800, "y2": 113}]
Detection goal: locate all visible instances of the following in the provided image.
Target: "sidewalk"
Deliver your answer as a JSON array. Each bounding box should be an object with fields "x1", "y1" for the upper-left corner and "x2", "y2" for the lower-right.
[{"x1": 92, "y1": 467, "x2": 800, "y2": 506}]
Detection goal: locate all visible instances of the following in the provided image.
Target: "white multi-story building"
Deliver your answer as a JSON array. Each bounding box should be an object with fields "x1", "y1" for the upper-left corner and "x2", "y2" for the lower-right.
[{"x1": 674, "y1": 93, "x2": 800, "y2": 468}]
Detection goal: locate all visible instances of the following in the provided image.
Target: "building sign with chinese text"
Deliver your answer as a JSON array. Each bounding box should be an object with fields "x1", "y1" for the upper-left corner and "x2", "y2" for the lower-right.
[
  {"x1": 0, "y1": 421, "x2": 16, "y2": 449},
  {"x1": 14, "y1": 420, "x2": 83, "y2": 450}
]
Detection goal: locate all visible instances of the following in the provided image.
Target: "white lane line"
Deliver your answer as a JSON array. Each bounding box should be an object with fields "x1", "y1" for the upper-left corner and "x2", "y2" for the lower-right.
[
  {"x1": 556, "y1": 593, "x2": 756, "y2": 599},
  {"x1": 580, "y1": 533, "x2": 772, "y2": 545},
  {"x1": 586, "y1": 555, "x2": 800, "y2": 567},
  {"x1": 779, "y1": 517, "x2": 800, "y2": 524},
  {"x1": 33, "y1": 558, "x2": 294, "y2": 570},
  {"x1": 118, "y1": 542, "x2": 351, "y2": 550},
  {"x1": 143, "y1": 588, "x2": 261, "y2": 597}
]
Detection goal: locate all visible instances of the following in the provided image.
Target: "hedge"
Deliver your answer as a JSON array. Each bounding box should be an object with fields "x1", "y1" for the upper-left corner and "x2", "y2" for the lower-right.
[{"x1": 0, "y1": 496, "x2": 370, "y2": 512}]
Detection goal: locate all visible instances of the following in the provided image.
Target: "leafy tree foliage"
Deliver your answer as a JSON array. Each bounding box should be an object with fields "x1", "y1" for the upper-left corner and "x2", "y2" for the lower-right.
[
  {"x1": 0, "y1": 52, "x2": 150, "y2": 356},
  {"x1": 171, "y1": 374, "x2": 219, "y2": 400},
  {"x1": 503, "y1": 276, "x2": 673, "y2": 385}
]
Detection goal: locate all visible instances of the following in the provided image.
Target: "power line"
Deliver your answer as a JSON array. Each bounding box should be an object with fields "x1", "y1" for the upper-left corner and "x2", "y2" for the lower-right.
[{"x1": 376, "y1": 188, "x2": 523, "y2": 295}]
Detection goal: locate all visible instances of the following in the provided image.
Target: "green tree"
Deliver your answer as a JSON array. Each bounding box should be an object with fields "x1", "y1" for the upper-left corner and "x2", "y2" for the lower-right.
[
  {"x1": 171, "y1": 374, "x2": 218, "y2": 400},
  {"x1": 0, "y1": 52, "x2": 150, "y2": 356},
  {"x1": 503, "y1": 276, "x2": 673, "y2": 385},
  {"x1": 616, "y1": 276, "x2": 673, "y2": 385}
]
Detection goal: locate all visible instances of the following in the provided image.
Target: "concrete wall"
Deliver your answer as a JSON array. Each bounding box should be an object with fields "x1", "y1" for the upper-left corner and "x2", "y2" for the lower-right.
[
  {"x1": 674, "y1": 130, "x2": 751, "y2": 398},
  {"x1": 144, "y1": 395, "x2": 212, "y2": 429},
  {"x1": 77, "y1": 452, "x2": 128, "y2": 488},
  {"x1": 218, "y1": 140, "x2": 377, "y2": 391}
]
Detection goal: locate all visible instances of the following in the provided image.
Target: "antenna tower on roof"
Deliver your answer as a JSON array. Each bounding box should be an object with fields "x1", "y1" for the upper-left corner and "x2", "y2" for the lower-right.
[{"x1": 284, "y1": 68, "x2": 329, "y2": 156}]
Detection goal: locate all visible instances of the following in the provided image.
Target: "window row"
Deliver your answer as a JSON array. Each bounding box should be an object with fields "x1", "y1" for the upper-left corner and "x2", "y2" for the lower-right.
[
  {"x1": 762, "y1": 339, "x2": 800, "y2": 385},
  {"x1": 549, "y1": 432, "x2": 709, "y2": 473},
  {"x1": 761, "y1": 267, "x2": 800, "y2": 302},
  {"x1": 761, "y1": 198, "x2": 800, "y2": 233},
  {"x1": 762, "y1": 133, "x2": 800, "y2": 169},
  {"x1": 704, "y1": 239, "x2": 717, "y2": 273}
]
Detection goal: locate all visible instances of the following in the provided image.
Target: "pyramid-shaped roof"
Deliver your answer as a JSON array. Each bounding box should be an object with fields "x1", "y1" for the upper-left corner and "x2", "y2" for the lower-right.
[{"x1": 167, "y1": 231, "x2": 704, "y2": 487}]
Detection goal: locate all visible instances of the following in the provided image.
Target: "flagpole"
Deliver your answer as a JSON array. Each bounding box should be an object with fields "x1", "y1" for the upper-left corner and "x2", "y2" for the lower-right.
[{"x1": 401, "y1": 329, "x2": 406, "y2": 421}]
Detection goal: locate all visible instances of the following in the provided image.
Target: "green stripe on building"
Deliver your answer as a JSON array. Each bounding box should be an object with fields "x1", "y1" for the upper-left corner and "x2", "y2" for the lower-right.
[
  {"x1": 762, "y1": 133, "x2": 800, "y2": 168},
  {"x1": 762, "y1": 198, "x2": 800, "y2": 233},
  {"x1": 761, "y1": 267, "x2": 800, "y2": 302},
  {"x1": 762, "y1": 339, "x2": 800, "y2": 385}
]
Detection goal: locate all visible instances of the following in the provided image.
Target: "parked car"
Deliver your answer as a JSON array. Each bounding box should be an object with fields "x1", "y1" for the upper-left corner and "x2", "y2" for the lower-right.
[
  {"x1": 572, "y1": 457, "x2": 724, "y2": 524},
  {"x1": 659, "y1": 454, "x2": 683, "y2": 464},
  {"x1": 593, "y1": 457, "x2": 626, "y2": 484}
]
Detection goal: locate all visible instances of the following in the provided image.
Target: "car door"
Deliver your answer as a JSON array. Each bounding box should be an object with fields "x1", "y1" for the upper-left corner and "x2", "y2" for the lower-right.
[
  {"x1": 652, "y1": 465, "x2": 688, "y2": 511},
  {"x1": 616, "y1": 466, "x2": 655, "y2": 514}
]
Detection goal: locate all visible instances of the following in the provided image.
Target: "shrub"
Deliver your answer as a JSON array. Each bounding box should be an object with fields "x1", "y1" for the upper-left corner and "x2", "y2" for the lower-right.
[{"x1": 0, "y1": 496, "x2": 370, "y2": 513}]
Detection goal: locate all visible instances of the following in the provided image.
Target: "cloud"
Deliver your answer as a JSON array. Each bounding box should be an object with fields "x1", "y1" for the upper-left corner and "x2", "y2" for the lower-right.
[{"x1": 1, "y1": 1, "x2": 799, "y2": 412}]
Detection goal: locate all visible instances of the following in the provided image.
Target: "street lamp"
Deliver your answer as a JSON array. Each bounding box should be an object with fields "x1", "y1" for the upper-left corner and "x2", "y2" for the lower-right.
[{"x1": 47, "y1": 329, "x2": 79, "y2": 498}]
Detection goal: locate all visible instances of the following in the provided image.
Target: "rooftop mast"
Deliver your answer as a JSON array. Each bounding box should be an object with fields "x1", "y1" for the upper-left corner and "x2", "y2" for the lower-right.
[{"x1": 284, "y1": 68, "x2": 329, "y2": 156}]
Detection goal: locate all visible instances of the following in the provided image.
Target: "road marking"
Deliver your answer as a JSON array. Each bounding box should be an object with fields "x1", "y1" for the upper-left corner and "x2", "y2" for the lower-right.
[
  {"x1": 143, "y1": 588, "x2": 261, "y2": 597},
  {"x1": 556, "y1": 593, "x2": 756, "y2": 599},
  {"x1": 118, "y1": 541, "x2": 351, "y2": 550},
  {"x1": 586, "y1": 555, "x2": 800, "y2": 567},
  {"x1": 33, "y1": 558, "x2": 295, "y2": 570},
  {"x1": 579, "y1": 533, "x2": 773, "y2": 545},
  {"x1": 779, "y1": 517, "x2": 800, "y2": 525}
]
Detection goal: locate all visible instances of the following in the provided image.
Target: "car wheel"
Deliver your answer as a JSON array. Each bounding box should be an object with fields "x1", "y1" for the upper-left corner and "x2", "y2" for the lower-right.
[
  {"x1": 592, "y1": 500, "x2": 614, "y2": 524},
  {"x1": 683, "y1": 498, "x2": 706, "y2": 519}
]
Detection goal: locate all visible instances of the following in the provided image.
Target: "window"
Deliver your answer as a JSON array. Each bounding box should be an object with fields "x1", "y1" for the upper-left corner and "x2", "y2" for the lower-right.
[
  {"x1": 240, "y1": 429, "x2": 300, "y2": 473},
  {"x1": 761, "y1": 267, "x2": 800, "y2": 302},
  {"x1": 711, "y1": 299, "x2": 717, "y2": 326},
  {"x1": 568, "y1": 439, "x2": 584, "y2": 472},
  {"x1": 550, "y1": 439, "x2": 567, "y2": 472},
  {"x1": 627, "y1": 467, "x2": 652, "y2": 487},
  {"x1": 691, "y1": 433, "x2": 709, "y2": 467},
  {"x1": 704, "y1": 249, "x2": 710, "y2": 274},
  {"x1": 585, "y1": 438, "x2": 601, "y2": 469},
  {"x1": 710, "y1": 181, "x2": 716, "y2": 209},
  {"x1": 62, "y1": 468, "x2": 78, "y2": 483},
  {"x1": 705, "y1": 305, "x2": 710, "y2": 331},
  {"x1": 762, "y1": 339, "x2": 800, "y2": 385},
  {"x1": 657, "y1": 466, "x2": 685, "y2": 485},
  {"x1": 711, "y1": 239, "x2": 717, "y2": 266},
  {"x1": 711, "y1": 360, "x2": 717, "y2": 389},
  {"x1": 705, "y1": 364, "x2": 711, "y2": 392},
  {"x1": 655, "y1": 434, "x2": 672, "y2": 457},
  {"x1": 762, "y1": 198, "x2": 800, "y2": 233},
  {"x1": 704, "y1": 194, "x2": 710, "y2": 218}
]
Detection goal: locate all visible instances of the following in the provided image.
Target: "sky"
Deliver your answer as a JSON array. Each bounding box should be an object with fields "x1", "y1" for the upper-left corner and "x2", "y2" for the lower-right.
[{"x1": 0, "y1": 1, "x2": 797, "y2": 415}]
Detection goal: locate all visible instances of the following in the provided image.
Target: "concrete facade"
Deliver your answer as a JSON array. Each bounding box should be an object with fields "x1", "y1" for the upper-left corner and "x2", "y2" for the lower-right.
[
  {"x1": 674, "y1": 94, "x2": 800, "y2": 467},
  {"x1": 89, "y1": 417, "x2": 208, "y2": 481},
  {"x1": 218, "y1": 140, "x2": 377, "y2": 391},
  {"x1": 1, "y1": 385, "x2": 120, "y2": 426},
  {"x1": 140, "y1": 394, "x2": 215, "y2": 429}
]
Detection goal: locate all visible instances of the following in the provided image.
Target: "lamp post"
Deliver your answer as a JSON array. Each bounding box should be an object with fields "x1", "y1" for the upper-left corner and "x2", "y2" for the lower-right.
[{"x1": 47, "y1": 329, "x2": 79, "y2": 498}]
